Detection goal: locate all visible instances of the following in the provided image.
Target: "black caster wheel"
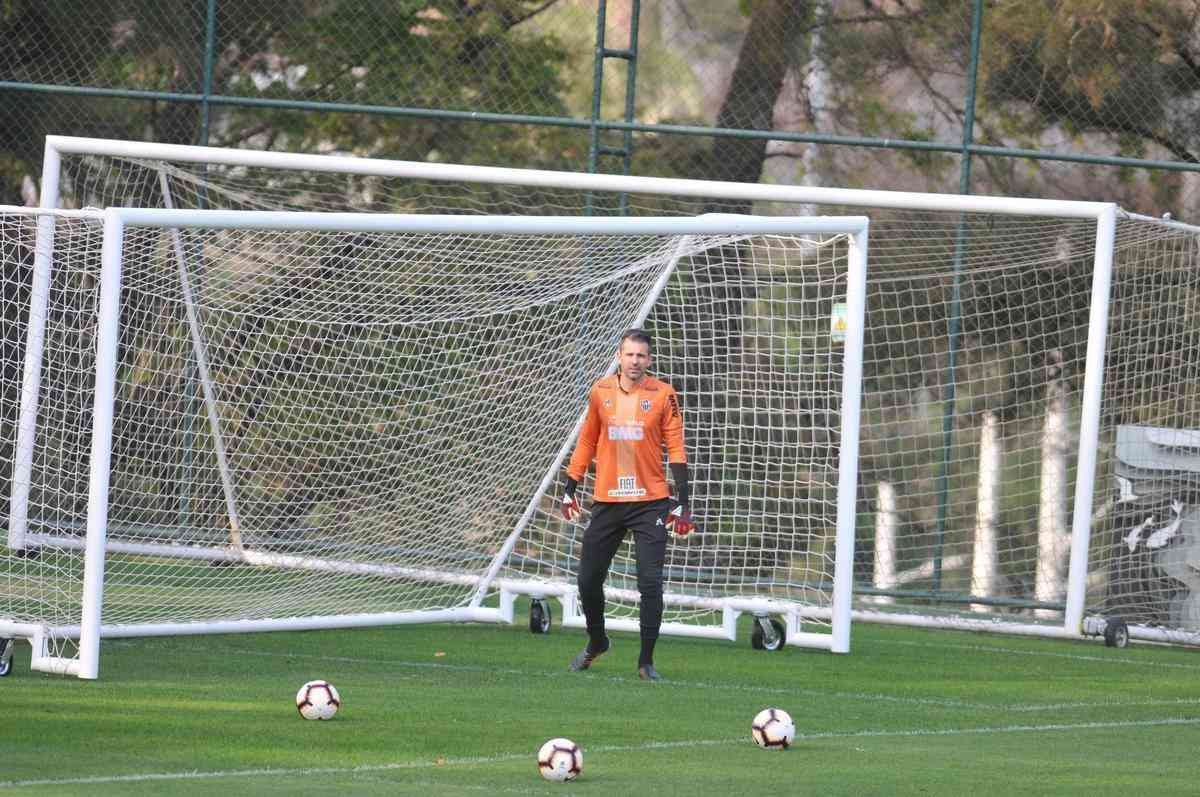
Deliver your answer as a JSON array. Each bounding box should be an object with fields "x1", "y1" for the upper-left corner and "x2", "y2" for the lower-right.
[
  {"x1": 750, "y1": 616, "x2": 786, "y2": 651},
  {"x1": 0, "y1": 638, "x2": 13, "y2": 677},
  {"x1": 1104, "y1": 617, "x2": 1129, "y2": 649},
  {"x1": 529, "y1": 598, "x2": 552, "y2": 634}
]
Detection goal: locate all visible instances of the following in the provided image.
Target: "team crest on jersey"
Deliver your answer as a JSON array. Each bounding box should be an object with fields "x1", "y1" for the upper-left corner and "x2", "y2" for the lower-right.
[
  {"x1": 640, "y1": 399, "x2": 652, "y2": 412},
  {"x1": 603, "y1": 398, "x2": 613, "y2": 409}
]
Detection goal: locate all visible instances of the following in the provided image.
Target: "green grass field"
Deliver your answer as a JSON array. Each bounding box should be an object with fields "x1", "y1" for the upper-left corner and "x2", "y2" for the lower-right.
[{"x1": 2, "y1": 609, "x2": 1198, "y2": 796}]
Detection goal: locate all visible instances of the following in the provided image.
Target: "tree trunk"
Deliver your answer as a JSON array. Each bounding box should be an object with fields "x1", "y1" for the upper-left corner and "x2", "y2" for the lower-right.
[
  {"x1": 695, "y1": 1, "x2": 811, "y2": 369},
  {"x1": 796, "y1": 0, "x2": 829, "y2": 209},
  {"x1": 1035, "y1": 351, "x2": 1070, "y2": 618},
  {"x1": 704, "y1": 0, "x2": 810, "y2": 213},
  {"x1": 873, "y1": 480, "x2": 898, "y2": 605},
  {"x1": 971, "y1": 411, "x2": 1002, "y2": 612}
]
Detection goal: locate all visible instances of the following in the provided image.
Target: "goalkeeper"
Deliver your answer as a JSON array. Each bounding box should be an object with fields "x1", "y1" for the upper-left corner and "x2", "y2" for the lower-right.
[{"x1": 561, "y1": 328, "x2": 694, "y2": 682}]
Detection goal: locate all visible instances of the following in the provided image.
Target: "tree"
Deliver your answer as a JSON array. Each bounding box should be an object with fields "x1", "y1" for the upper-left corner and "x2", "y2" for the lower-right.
[
  {"x1": 0, "y1": 0, "x2": 575, "y2": 204},
  {"x1": 703, "y1": 0, "x2": 813, "y2": 213},
  {"x1": 982, "y1": 0, "x2": 1200, "y2": 164}
]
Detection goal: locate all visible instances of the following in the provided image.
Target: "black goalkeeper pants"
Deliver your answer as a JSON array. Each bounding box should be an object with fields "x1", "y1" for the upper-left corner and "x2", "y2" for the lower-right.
[{"x1": 576, "y1": 498, "x2": 670, "y2": 642}]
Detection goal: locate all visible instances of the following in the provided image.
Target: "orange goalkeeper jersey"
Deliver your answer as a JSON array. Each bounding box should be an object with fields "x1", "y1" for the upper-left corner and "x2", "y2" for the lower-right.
[{"x1": 566, "y1": 374, "x2": 686, "y2": 502}]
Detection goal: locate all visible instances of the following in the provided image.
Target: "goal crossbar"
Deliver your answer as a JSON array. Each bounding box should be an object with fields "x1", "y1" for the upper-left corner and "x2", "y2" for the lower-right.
[{"x1": 44, "y1": 135, "x2": 1112, "y2": 219}]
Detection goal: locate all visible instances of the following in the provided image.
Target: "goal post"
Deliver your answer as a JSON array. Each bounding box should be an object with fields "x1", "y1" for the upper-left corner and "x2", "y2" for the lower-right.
[{"x1": 2, "y1": 203, "x2": 869, "y2": 677}]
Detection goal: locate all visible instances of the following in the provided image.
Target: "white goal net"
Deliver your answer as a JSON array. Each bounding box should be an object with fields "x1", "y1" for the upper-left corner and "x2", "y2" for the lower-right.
[{"x1": 1, "y1": 202, "x2": 867, "y2": 677}]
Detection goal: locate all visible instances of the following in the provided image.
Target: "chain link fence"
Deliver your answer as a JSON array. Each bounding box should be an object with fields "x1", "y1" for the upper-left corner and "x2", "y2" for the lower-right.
[{"x1": 2, "y1": 1, "x2": 1200, "y2": 217}]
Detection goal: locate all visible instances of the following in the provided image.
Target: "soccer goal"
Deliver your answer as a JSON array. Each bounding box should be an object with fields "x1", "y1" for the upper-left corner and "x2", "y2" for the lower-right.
[
  {"x1": 9, "y1": 136, "x2": 1200, "y2": 663},
  {"x1": 1, "y1": 202, "x2": 868, "y2": 678}
]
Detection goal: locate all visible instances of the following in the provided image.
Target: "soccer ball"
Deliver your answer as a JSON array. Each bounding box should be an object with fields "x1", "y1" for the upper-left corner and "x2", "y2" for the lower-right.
[
  {"x1": 295, "y1": 680, "x2": 341, "y2": 720},
  {"x1": 751, "y1": 707, "x2": 795, "y2": 750},
  {"x1": 537, "y1": 737, "x2": 583, "y2": 782}
]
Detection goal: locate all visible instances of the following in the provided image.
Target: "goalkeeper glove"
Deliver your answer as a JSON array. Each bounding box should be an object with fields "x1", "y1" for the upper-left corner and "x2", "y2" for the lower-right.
[
  {"x1": 561, "y1": 491, "x2": 582, "y2": 522},
  {"x1": 664, "y1": 501, "x2": 695, "y2": 537}
]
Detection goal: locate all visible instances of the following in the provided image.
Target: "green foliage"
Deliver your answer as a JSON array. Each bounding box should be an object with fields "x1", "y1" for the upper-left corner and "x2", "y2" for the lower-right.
[
  {"x1": 896, "y1": 126, "x2": 956, "y2": 177},
  {"x1": 980, "y1": 0, "x2": 1200, "y2": 156},
  {"x1": 217, "y1": 0, "x2": 573, "y2": 163},
  {"x1": 0, "y1": 0, "x2": 577, "y2": 201}
]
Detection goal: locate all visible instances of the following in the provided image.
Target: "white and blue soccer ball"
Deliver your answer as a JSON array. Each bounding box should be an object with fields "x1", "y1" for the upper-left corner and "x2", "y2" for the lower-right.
[
  {"x1": 295, "y1": 679, "x2": 341, "y2": 720},
  {"x1": 537, "y1": 737, "x2": 583, "y2": 782},
  {"x1": 751, "y1": 707, "x2": 795, "y2": 750}
]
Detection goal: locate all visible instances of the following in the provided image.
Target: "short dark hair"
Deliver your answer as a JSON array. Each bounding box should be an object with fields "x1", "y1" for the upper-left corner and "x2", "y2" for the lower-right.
[{"x1": 618, "y1": 328, "x2": 652, "y2": 352}]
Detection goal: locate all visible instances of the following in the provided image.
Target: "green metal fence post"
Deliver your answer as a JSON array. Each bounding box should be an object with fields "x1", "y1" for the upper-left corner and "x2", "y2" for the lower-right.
[
  {"x1": 616, "y1": 1, "x2": 640, "y2": 215},
  {"x1": 932, "y1": 0, "x2": 984, "y2": 593},
  {"x1": 587, "y1": 0, "x2": 641, "y2": 215},
  {"x1": 198, "y1": 0, "x2": 217, "y2": 148},
  {"x1": 585, "y1": 1, "x2": 608, "y2": 216},
  {"x1": 179, "y1": 0, "x2": 219, "y2": 530}
]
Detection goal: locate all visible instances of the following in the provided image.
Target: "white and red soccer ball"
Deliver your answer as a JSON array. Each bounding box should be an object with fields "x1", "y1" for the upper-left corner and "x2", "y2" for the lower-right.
[
  {"x1": 537, "y1": 737, "x2": 583, "y2": 782},
  {"x1": 295, "y1": 679, "x2": 341, "y2": 721},
  {"x1": 751, "y1": 707, "x2": 795, "y2": 750}
]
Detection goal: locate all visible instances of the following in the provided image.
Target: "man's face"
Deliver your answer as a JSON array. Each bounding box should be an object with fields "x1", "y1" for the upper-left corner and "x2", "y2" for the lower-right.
[{"x1": 617, "y1": 339, "x2": 651, "y2": 383}]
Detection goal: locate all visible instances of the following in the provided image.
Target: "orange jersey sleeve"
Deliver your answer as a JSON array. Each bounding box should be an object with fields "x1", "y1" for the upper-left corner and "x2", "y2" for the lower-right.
[
  {"x1": 565, "y1": 375, "x2": 686, "y2": 503},
  {"x1": 661, "y1": 385, "x2": 686, "y2": 465},
  {"x1": 566, "y1": 385, "x2": 602, "y2": 484}
]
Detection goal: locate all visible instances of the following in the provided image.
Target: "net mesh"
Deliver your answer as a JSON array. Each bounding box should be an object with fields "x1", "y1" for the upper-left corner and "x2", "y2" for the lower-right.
[
  {"x1": 2, "y1": 209, "x2": 101, "y2": 662},
  {"x1": 1090, "y1": 219, "x2": 1200, "y2": 641}
]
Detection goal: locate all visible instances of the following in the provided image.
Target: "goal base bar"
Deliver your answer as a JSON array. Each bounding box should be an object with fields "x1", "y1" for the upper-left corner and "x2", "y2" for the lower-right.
[
  {"x1": 22, "y1": 533, "x2": 484, "y2": 586},
  {"x1": 41, "y1": 607, "x2": 502, "y2": 641},
  {"x1": 560, "y1": 613, "x2": 737, "y2": 642},
  {"x1": 850, "y1": 607, "x2": 1115, "y2": 642},
  {"x1": 0, "y1": 624, "x2": 86, "y2": 676},
  {"x1": 555, "y1": 604, "x2": 842, "y2": 651},
  {"x1": 31, "y1": 655, "x2": 80, "y2": 676},
  {"x1": 15, "y1": 534, "x2": 851, "y2": 648}
]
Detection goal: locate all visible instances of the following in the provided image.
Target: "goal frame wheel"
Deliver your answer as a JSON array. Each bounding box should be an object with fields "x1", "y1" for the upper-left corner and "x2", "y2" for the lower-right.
[
  {"x1": 1103, "y1": 617, "x2": 1129, "y2": 648},
  {"x1": 0, "y1": 638, "x2": 13, "y2": 677},
  {"x1": 750, "y1": 616, "x2": 786, "y2": 651},
  {"x1": 529, "y1": 598, "x2": 552, "y2": 634}
]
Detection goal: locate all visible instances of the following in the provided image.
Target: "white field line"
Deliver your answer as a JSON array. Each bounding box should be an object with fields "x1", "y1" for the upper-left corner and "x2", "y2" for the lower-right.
[
  {"x1": 352, "y1": 777, "x2": 543, "y2": 795},
  {"x1": 876, "y1": 637, "x2": 1200, "y2": 670},
  {"x1": 1006, "y1": 697, "x2": 1200, "y2": 712},
  {"x1": 221, "y1": 646, "x2": 1200, "y2": 713},
  {"x1": 3, "y1": 718, "x2": 1198, "y2": 790}
]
